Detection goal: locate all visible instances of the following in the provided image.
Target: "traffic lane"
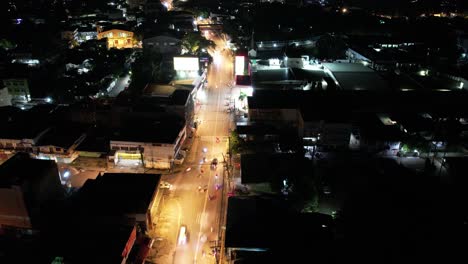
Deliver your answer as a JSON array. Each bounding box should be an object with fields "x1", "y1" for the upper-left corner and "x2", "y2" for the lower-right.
[
  {"x1": 173, "y1": 144, "x2": 214, "y2": 263},
  {"x1": 173, "y1": 170, "x2": 205, "y2": 264}
]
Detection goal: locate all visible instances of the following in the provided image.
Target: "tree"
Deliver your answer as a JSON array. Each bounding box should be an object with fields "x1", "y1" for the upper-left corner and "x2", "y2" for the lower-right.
[
  {"x1": 181, "y1": 32, "x2": 215, "y2": 55},
  {"x1": 0, "y1": 38, "x2": 16, "y2": 50},
  {"x1": 229, "y1": 130, "x2": 243, "y2": 154},
  {"x1": 238, "y1": 91, "x2": 247, "y2": 108}
]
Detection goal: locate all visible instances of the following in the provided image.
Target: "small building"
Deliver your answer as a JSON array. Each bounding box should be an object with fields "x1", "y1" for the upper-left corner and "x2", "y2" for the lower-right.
[
  {"x1": 2, "y1": 78, "x2": 30, "y2": 103},
  {"x1": 143, "y1": 35, "x2": 181, "y2": 55},
  {"x1": 97, "y1": 29, "x2": 136, "y2": 49},
  {"x1": 34, "y1": 124, "x2": 87, "y2": 163},
  {"x1": 141, "y1": 83, "x2": 195, "y2": 128},
  {"x1": 72, "y1": 173, "x2": 161, "y2": 230},
  {"x1": 110, "y1": 115, "x2": 186, "y2": 169},
  {"x1": 225, "y1": 196, "x2": 333, "y2": 263},
  {"x1": 0, "y1": 153, "x2": 64, "y2": 234}
]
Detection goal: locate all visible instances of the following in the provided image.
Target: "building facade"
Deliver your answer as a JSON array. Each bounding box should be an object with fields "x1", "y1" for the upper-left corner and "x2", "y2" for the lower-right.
[{"x1": 97, "y1": 29, "x2": 136, "y2": 49}]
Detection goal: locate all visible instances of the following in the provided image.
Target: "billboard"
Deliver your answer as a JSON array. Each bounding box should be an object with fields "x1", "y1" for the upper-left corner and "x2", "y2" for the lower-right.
[
  {"x1": 173, "y1": 57, "x2": 199, "y2": 71},
  {"x1": 235, "y1": 56, "x2": 245, "y2": 76}
]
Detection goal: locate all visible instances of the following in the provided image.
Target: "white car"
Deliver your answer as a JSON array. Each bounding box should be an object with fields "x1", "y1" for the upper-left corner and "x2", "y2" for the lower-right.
[{"x1": 178, "y1": 225, "x2": 187, "y2": 245}]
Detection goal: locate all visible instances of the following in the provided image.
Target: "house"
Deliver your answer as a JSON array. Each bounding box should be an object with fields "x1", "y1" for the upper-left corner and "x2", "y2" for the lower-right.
[
  {"x1": 97, "y1": 29, "x2": 136, "y2": 49},
  {"x1": 143, "y1": 35, "x2": 181, "y2": 55},
  {"x1": 0, "y1": 153, "x2": 64, "y2": 234}
]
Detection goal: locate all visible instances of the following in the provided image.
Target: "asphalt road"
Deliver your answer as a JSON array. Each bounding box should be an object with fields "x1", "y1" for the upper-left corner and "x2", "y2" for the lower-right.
[{"x1": 158, "y1": 37, "x2": 234, "y2": 264}]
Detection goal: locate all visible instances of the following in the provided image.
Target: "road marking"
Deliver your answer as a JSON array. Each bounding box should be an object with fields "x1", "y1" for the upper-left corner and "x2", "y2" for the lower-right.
[{"x1": 196, "y1": 212, "x2": 201, "y2": 224}]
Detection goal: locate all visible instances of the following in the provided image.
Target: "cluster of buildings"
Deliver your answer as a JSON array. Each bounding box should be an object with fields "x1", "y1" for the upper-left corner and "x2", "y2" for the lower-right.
[
  {"x1": 219, "y1": 2, "x2": 468, "y2": 263},
  {"x1": 0, "y1": 77, "x2": 204, "y2": 169},
  {"x1": 0, "y1": 0, "x2": 204, "y2": 107},
  {"x1": 0, "y1": 152, "x2": 164, "y2": 263},
  {"x1": 0, "y1": 0, "x2": 211, "y2": 170}
]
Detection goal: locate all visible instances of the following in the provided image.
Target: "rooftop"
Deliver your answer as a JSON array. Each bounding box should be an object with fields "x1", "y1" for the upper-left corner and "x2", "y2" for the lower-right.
[
  {"x1": 36, "y1": 124, "x2": 87, "y2": 149},
  {"x1": 241, "y1": 153, "x2": 307, "y2": 184},
  {"x1": 143, "y1": 84, "x2": 176, "y2": 97},
  {"x1": 323, "y1": 62, "x2": 390, "y2": 91},
  {"x1": 73, "y1": 173, "x2": 160, "y2": 215},
  {"x1": 111, "y1": 115, "x2": 184, "y2": 144},
  {"x1": 226, "y1": 196, "x2": 333, "y2": 258}
]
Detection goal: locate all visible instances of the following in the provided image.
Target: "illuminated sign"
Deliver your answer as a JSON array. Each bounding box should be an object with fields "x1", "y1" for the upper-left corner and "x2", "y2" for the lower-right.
[
  {"x1": 235, "y1": 56, "x2": 245, "y2": 76},
  {"x1": 173, "y1": 57, "x2": 199, "y2": 71}
]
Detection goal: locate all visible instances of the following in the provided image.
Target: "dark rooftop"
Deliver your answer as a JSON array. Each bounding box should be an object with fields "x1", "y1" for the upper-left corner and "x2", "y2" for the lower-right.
[
  {"x1": 75, "y1": 126, "x2": 110, "y2": 153},
  {"x1": 0, "y1": 152, "x2": 58, "y2": 188},
  {"x1": 111, "y1": 115, "x2": 185, "y2": 144},
  {"x1": 226, "y1": 196, "x2": 334, "y2": 260},
  {"x1": 73, "y1": 173, "x2": 160, "y2": 215},
  {"x1": 240, "y1": 153, "x2": 305, "y2": 184},
  {"x1": 36, "y1": 124, "x2": 88, "y2": 149}
]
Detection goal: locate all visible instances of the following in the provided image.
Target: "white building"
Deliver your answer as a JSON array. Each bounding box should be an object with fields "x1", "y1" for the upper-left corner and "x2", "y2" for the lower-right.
[{"x1": 110, "y1": 118, "x2": 186, "y2": 169}]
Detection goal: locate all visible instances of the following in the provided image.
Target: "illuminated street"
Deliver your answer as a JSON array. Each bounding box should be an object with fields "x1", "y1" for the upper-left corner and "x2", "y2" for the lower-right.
[{"x1": 150, "y1": 32, "x2": 234, "y2": 264}]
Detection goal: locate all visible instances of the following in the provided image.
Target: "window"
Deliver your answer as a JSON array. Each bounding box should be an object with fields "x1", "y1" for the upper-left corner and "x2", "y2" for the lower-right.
[
  {"x1": 55, "y1": 147, "x2": 61, "y2": 152},
  {"x1": 111, "y1": 146, "x2": 119, "y2": 150},
  {"x1": 0, "y1": 143, "x2": 3, "y2": 148},
  {"x1": 5, "y1": 143, "x2": 13, "y2": 149},
  {"x1": 49, "y1": 147, "x2": 54, "y2": 153}
]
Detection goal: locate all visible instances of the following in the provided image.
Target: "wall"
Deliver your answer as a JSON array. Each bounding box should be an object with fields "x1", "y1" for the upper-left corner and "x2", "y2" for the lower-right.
[{"x1": 2, "y1": 78, "x2": 30, "y2": 102}]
